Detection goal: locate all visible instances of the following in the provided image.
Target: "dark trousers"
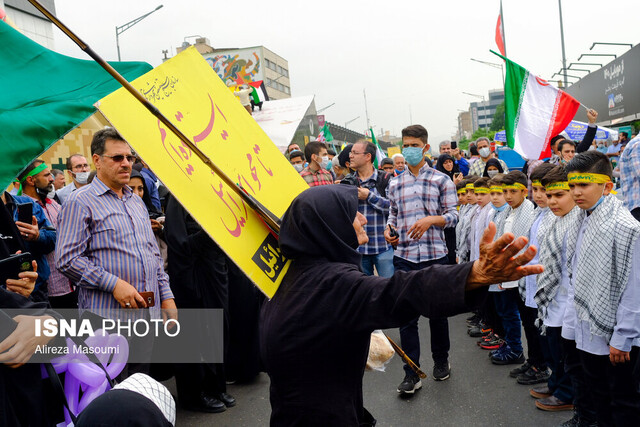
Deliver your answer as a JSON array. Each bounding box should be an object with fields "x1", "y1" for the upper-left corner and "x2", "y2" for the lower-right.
[
  {"x1": 516, "y1": 297, "x2": 546, "y2": 368},
  {"x1": 561, "y1": 338, "x2": 597, "y2": 423},
  {"x1": 395, "y1": 256, "x2": 450, "y2": 377},
  {"x1": 48, "y1": 290, "x2": 78, "y2": 309},
  {"x1": 540, "y1": 327, "x2": 573, "y2": 402},
  {"x1": 493, "y1": 288, "x2": 522, "y2": 353},
  {"x1": 479, "y1": 293, "x2": 504, "y2": 337},
  {"x1": 579, "y1": 347, "x2": 640, "y2": 426}
]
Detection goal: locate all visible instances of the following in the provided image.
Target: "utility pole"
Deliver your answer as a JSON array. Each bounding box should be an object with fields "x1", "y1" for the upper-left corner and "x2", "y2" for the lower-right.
[
  {"x1": 409, "y1": 105, "x2": 413, "y2": 124},
  {"x1": 558, "y1": 0, "x2": 568, "y2": 88},
  {"x1": 363, "y1": 89, "x2": 371, "y2": 133}
]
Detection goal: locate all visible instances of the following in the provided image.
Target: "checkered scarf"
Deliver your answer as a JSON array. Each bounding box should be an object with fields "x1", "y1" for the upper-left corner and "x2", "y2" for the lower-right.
[
  {"x1": 573, "y1": 195, "x2": 640, "y2": 340},
  {"x1": 518, "y1": 207, "x2": 553, "y2": 301},
  {"x1": 456, "y1": 204, "x2": 478, "y2": 262},
  {"x1": 534, "y1": 206, "x2": 582, "y2": 331}
]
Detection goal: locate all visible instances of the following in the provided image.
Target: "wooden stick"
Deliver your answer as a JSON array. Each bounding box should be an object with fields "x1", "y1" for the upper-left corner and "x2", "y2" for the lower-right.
[
  {"x1": 384, "y1": 334, "x2": 427, "y2": 379},
  {"x1": 26, "y1": 0, "x2": 281, "y2": 235}
]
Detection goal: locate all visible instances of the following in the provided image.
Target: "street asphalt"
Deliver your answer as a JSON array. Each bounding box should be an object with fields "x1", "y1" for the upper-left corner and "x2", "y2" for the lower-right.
[{"x1": 166, "y1": 313, "x2": 570, "y2": 426}]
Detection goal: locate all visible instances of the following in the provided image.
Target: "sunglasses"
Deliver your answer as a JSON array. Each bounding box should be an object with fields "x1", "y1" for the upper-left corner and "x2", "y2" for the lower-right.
[{"x1": 102, "y1": 154, "x2": 136, "y2": 163}]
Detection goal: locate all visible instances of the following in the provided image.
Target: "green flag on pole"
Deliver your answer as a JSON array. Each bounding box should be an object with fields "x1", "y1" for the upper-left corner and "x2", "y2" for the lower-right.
[
  {"x1": 0, "y1": 20, "x2": 152, "y2": 190},
  {"x1": 370, "y1": 128, "x2": 386, "y2": 169}
]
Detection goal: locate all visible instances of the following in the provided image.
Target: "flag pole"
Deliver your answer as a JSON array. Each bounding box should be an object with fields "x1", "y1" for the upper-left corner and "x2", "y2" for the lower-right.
[
  {"x1": 26, "y1": 0, "x2": 281, "y2": 235},
  {"x1": 499, "y1": 0, "x2": 507, "y2": 57}
]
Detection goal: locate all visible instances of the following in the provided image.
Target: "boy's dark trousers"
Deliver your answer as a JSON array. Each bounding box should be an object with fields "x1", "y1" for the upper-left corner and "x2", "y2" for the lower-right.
[
  {"x1": 578, "y1": 346, "x2": 640, "y2": 426},
  {"x1": 540, "y1": 327, "x2": 572, "y2": 402},
  {"x1": 516, "y1": 296, "x2": 546, "y2": 369},
  {"x1": 562, "y1": 338, "x2": 597, "y2": 423},
  {"x1": 493, "y1": 288, "x2": 522, "y2": 353},
  {"x1": 395, "y1": 256, "x2": 450, "y2": 377}
]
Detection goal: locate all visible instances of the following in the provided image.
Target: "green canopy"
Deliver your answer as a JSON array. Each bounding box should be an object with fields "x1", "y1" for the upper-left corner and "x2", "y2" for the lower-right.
[{"x1": 0, "y1": 20, "x2": 152, "y2": 189}]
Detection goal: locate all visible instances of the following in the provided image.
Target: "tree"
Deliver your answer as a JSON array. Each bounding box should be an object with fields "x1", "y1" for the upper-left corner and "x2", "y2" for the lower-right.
[
  {"x1": 490, "y1": 101, "x2": 505, "y2": 132},
  {"x1": 471, "y1": 127, "x2": 496, "y2": 141}
]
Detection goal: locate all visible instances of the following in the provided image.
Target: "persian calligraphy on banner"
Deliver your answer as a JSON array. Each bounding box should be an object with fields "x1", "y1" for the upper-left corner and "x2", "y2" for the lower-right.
[{"x1": 96, "y1": 47, "x2": 308, "y2": 298}]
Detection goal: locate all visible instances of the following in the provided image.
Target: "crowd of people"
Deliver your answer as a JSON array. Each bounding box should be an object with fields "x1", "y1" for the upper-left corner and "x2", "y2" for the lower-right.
[
  {"x1": 1, "y1": 112, "x2": 639, "y2": 426},
  {"x1": 283, "y1": 116, "x2": 640, "y2": 426},
  {"x1": 1, "y1": 128, "x2": 264, "y2": 425}
]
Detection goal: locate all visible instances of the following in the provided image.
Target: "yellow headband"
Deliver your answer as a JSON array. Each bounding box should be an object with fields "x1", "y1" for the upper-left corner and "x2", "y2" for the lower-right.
[
  {"x1": 465, "y1": 183, "x2": 474, "y2": 190},
  {"x1": 532, "y1": 180, "x2": 543, "y2": 188},
  {"x1": 457, "y1": 189, "x2": 466, "y2": 195},
  {"x1": 503, "y1": 183, "x2": 527, "y2": 190},
  {"x1": 567, "y1": 172, "x2": 611, "y2": 184},
  {"x1": 490, "y1": 185, "x2": 504, "y2": 193},
  {"x1": 474, "y1": 187, "x2": 490, "y2": 194},
  {"x1": 545, "y1": 181, "x2": 570, "y2": 191}
]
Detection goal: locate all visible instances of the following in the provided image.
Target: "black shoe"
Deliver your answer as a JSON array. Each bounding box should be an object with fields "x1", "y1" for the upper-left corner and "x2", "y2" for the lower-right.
[
  {"x1": 509, "y1": 361, "x2": 531, "y2": 378},
  {"x1": 217, "y1": 392, "x2": 236, "y2": 408},
  {"x1": 468, "y1": 325, "x2": 483, "y2": 337},
  {"x1": 517, "y1": 366, "x2": 551, "y2": 385},
  {"x1": 182, "y1": 393, "x2": 226, "y2": 413},
  {"x1": 397, "y1": 374, "x2": 422, "y2": 394},
  {"x1": 433, "y1": 361, "x2": 451, "y2": 381}
]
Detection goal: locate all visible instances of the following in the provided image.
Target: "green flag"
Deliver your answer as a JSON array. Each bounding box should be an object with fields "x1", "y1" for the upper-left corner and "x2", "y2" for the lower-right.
[
  {"x1": 0, "y1": 21, "x2": 152, "y2": 190},
  {"x1": 370, "y1": 128, "x2": 385, "y2": 169}
]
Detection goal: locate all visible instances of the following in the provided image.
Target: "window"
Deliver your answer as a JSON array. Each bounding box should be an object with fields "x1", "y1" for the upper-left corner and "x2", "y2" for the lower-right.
[{"x1": 284, "y1": 86, "x2": 290, "y2": 94}]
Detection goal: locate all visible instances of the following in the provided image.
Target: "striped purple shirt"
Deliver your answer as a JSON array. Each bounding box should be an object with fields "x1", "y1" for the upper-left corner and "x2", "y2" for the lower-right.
[
  {"x1": 56, "y1": 177, "x2": 172, "y2": 319},
  {"x1": 387, "y1": 164, "x2": 458, "y2": 263}
]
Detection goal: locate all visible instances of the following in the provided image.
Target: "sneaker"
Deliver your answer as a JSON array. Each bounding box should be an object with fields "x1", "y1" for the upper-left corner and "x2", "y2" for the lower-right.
[
  {"x1": 517, "y1": 366, "x2": 551, "y2": 385},
  {"x1": 529, "y1": 385, "x2": 552, "y2": 399},
  {"x1": 559, "y1": 413, "x2": 580, "y2": 427},
  {"x1": 491, "y1": 345, "x2": 525, "y2": 365},
  {"x1": 468, "y1": 325, "x2": 484, "y2": 337},
  {"x1": 559, "y1": 413, "x2": 598, "y2": 427},
  {"x1": 466, "y1": 313, "x2": 480, "y2": 324},
  {"x1": 397, "y1": 374, "x2": 422, "y2": 394},
  {"x1": 480, "y1": 335, "x2": 503, "y2": 350},
  {"x1": 535, "y1": 395, "x2": 573, "y2": 411},
  {"x1": 509, "y1": 361, "x2": 531, "y2": 378},
  {"x1": 433, "y1": 361, "x2": 451, "y2": 381},
  {"x1": 488, "y1": 342, "x2": 507, "y2": 357}
]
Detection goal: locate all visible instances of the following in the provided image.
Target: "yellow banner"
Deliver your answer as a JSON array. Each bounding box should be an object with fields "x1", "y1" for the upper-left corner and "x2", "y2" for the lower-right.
[
  {"x1": 96, "y1": 47, "x2": 308, "y2": 298},
  {"x1": 387, "y1": 146, "x2": 401, "y2": 157}
]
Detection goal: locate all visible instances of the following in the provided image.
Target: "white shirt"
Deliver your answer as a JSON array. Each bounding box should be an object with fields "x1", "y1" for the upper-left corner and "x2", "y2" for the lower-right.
[
  {"x1": 500, "y1": 212, "x2": 518, "y2": 289},
  {"x1": 562, "y1": 216, "x2": 640, "y2": 354}
]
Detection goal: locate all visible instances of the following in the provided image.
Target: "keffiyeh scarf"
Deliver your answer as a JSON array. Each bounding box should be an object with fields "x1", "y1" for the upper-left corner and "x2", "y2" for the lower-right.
[
  {"x1": 573, "y1": 195, "x2": 640, "y2": 340},
  {"x1": 534, "y1": 206, "x2": 582, "y2": 331}
]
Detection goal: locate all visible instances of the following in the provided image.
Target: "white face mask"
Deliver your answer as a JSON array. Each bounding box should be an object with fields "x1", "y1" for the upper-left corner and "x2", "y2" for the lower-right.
[
  {"x1": 293, "y1": 164, "x2": 304, "y2": 173},
  {"x1": 479, "y1": 147, "x2": 491, "y2": 158},
  {"x1": 74, "y1": 171, "x2": 90, "y2": 184},
  {"x1": 319, "y1": 156, "x2": 330, "y2": 170},
  {"x1": 487, "y1": 170, "x2": 499, "y2": 177}
]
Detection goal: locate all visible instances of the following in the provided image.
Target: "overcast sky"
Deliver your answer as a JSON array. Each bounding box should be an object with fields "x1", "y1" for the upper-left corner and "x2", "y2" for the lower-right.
[{"x1": 52, "y1": 0, "x2": 637, "y2": 144}]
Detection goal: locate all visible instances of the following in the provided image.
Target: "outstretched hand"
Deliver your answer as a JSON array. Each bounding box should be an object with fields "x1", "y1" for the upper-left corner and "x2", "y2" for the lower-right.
[{"x1": 465, "y1": 222, "x2": 544, "y2": 290}]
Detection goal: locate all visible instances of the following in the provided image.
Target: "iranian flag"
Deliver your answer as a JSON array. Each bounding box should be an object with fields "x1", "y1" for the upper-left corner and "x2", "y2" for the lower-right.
[
  {"x1": 499, "y1": 52, "x2": 580, "y2": 160},
  {"x1": 317, "y1": 123, "x2": 333, "y2": 143}
]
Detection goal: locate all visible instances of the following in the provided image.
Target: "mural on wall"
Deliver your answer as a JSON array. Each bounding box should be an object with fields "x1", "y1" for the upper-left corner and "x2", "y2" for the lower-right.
[
  {"x1": 206, "y1": 50, "x2": 261, "y2": 85},
  {"x1": 39, "y1": 112, "x2": 109, "y2": 176}
]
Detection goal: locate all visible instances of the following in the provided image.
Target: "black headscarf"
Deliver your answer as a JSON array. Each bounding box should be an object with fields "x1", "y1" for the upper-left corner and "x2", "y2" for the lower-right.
[
  {"x1": 279, "y1": 185, "x2": 361, "y2": 267},
  {"x1": 435, "y1": 154, "x2": 459, "y2": 180},
  {"x1": 482, "y1": 157, "x2": 504, "y2": 177},
  {"x1": 129, "y1": 169, "x2": 162, "y2": 217}
]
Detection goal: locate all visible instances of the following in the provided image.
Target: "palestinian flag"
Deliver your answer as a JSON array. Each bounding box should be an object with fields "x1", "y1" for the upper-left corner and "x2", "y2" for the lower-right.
[
  {"x1": 248, "y1": 80, "x2": 269, "y2": 104},
  {"x1": 0, "y1": 20, "x2": 151, "y2": 190},
  {"x1": 497, "y1": 51, "x2": 580, "y2": 160},
  {"x1": 370, "y1": 129, "x2": 386, "y2": 169},
  {"x1": 317, "y1": 123, "x2": 333, "y2": 143}
]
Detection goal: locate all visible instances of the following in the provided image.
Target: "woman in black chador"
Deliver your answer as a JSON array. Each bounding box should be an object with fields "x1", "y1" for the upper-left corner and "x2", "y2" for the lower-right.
[{"x1": 260, "y1": 185, "x2": 542, "y2": 426}]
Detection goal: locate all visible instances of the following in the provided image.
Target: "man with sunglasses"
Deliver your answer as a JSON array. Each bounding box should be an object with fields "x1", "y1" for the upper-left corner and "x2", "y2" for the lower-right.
[{"x1": 56, "y1": 128, "x2": 176, "y2": 375}]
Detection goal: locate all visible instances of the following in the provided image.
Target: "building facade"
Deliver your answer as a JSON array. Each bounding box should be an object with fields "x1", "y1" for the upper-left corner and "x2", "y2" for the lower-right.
[
  {"x1": 178, "y1": 38, "x2": 291, "y2": 101},
  {"x1": 469, "y1": 89, "x2": 504, "y2": 132},
  {"x1": 1, "y1": 0, "x2": 56, "y2": 49}
]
